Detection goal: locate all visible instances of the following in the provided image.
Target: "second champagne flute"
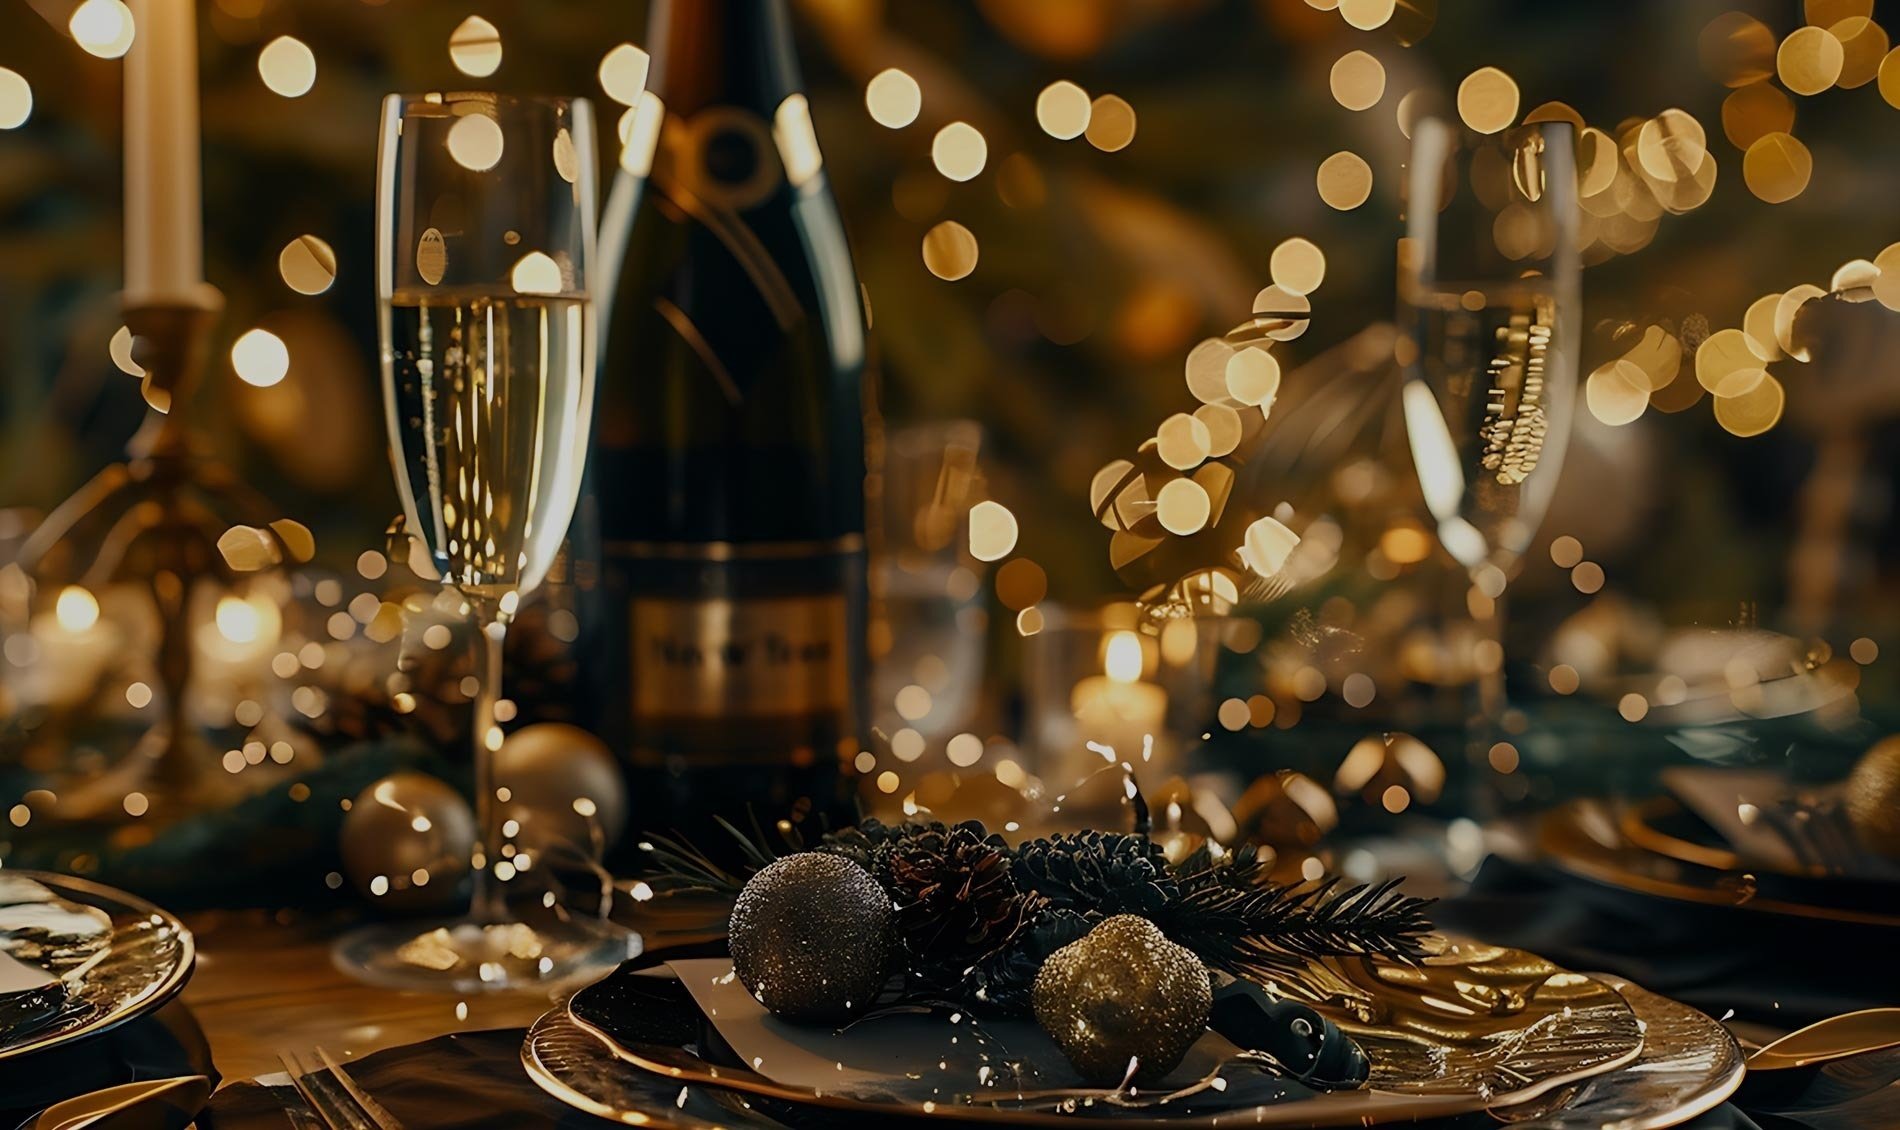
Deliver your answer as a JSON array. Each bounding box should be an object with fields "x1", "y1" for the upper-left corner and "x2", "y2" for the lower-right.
[
  {"x1": 334, "y1": 92, "x2": 634, "y2": 992},
  {"x1": 1399, "y1": 116, "x2": 1581, "y2": 724}
]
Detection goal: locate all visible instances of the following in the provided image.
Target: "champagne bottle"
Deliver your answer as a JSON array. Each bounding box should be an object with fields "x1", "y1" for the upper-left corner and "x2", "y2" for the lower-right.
[{"x1": 582, "y1": 0, "x2": 868, "y2": 853}]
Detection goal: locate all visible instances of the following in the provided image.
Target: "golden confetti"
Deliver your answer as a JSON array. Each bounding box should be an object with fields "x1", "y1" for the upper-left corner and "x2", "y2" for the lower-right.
[
  {"x1": 448, "y1": 15, "x2": 502, "y2": 78},
  {"x1": 231, "y1": 328, "x2": 289, "y2": 388},
  {"x1": 932, "y1": 122, "x2": 988, "y2": 180},
  {"x1": 1873, "y1": 242, "x2": 1900, "y2": 311},
  {"x1": 968, "y1": 501, "x2": 1018, "y2": 561},
  {"x1": 1721, "y1": 83, "x2": 1794, "y2": 149},
  {"x1": 279, "y1": 235, "x2": 336, "y2": 296},
  {"x1": 446, "y1": 112, "x2": 505, "y2": 171},
  {"x1": 258, "y1": 36, "x2": 316, "y2": 98},
  {"x1": 1269, "y1": 237, "x2": 1326, "y2": 295},
  {"x1": 1317, "y1": 151, "x2": 1373, "y2": 210},
  {"x1": 1586, "y1": 360, "x2": 1649, "y2": 425},
  {"x1": 1713, "y1": 372, "x2": 1785, "y2": 436},
  {"x1": 1700, "y1": 12, "x2": 1777, "y2": 87},
  {"x1": 1742, "y1": 132, "x2": 1812, "y2": 202},
  {"x1": 0, "y1": 68, "x2": 30, "y2": 130},
  {"x1": 70, "y1": 0, "x2": 133, "y2": 59},
  {"x1": 1036, "y1": 80, "x2": 1091, "y2": 139},
  {"x1": 1329, "y1": 51, "x2": 1385, "y2": 112},
  {"x1": 1084, "y1": 94, "x2": 1136, "y2": 152},
  {"x1": 1829, "y1": 17, "x2": 1888, "y2": 88},
  {"x1": 1778, "y1": 26, "x2": 1845, "y2": 95},
  {"x1": 867, "y1": 68, "x2": 922, "y2": 129},
  {"x1": 922, "y1": 220, "x2": 978, "y2": 280},
  {"x1": 1338, "y1": 0, "x2": 1395, "y2": 31},
  {"x1": 1155, "y1": 478, "x2": 1211, "y2": 535},
  {"x1": 598, "y1": 44, "x2": 651, "y2": 106},
  {"x1": 1456, "y1": 67, "x2": 1520, "y2": 135}
]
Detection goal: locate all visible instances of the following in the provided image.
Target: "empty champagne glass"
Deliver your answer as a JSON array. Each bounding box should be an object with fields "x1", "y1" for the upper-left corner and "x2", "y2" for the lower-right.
[
  {"x1": 334, "y1": 92, "x2": 634, "y2": 992},
  {"x1": 1399, "y1": 116, "x2": 1581, "y2": 720}
]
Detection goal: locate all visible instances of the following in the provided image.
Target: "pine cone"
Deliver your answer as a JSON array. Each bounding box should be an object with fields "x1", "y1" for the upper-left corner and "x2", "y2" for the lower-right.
[
  {"x1": 888, "y1": 822, "x2": 1043, "y2": 993},
  {"x1": 1012, "y1": 831, "x2": 1178, "y2": 919},
  {"x1": 818, "y1": 818, "x2": 948, "y2": 884},
  {"x1": 969, "y1": 907, "x2": 1094, "y2": 1015}
]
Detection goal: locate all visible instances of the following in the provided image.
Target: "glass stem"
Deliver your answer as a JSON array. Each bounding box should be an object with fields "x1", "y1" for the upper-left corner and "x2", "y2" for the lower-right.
[
  {"x1": 469, "y1": 614, "x2": 507, "y2": 924},
  {"x1": 1475, "y1": 584, "x2": 1507, "y2": 726}
]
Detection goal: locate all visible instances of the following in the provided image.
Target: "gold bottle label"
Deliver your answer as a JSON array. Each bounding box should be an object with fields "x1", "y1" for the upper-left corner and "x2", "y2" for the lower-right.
[{"x1": 629, "y1": 592, "x2": 850, "y2": 720}]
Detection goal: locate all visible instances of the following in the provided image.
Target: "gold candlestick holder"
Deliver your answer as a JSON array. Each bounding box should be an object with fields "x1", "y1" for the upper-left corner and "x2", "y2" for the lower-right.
[{"x1": 15, "y1": 290, "x2": 314, "y2": 824}]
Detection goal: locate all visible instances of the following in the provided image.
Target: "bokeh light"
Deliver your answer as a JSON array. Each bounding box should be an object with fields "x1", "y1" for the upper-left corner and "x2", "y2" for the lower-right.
[
  {"x1": 448, "y1": 15, "x2": 503, "y2": 78},
  {"x1": 231, "y1": 328, "x2": 290, "y2": 388},
  {"x1": 258, "y1": 36, "x2": 317, "y2": 98},
  {"x1": 866, "y1": 68, "x2": 922, "y2": 129},
  {"x1": 70, "y1": 0, "x2": 134, "y2": 59},
  {"x1": 932, "y1": 122, "x2": 988, "y2": 181}
]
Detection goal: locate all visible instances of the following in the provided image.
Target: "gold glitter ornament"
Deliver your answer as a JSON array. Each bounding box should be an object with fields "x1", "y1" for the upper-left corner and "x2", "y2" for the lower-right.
[
  {"x1": 1845, "y1": 736, "x2": 1900, "y2": 858},
  {"x1": 1032, "y1": 914, "x2": 1212, "y2": 1084},
  {"x1": 729, "y1": 853, "x2": 893, "y2": 1022}
]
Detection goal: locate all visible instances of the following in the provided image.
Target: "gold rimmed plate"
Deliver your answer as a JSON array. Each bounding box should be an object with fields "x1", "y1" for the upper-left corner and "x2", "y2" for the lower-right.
[
  {"x1": 0, "y1": 871, "x2": 195, "y2": 1062},
  {"x1": 1542, "y1": 800, "x2": 1900, "y2": 928},
  {"x1": 527, "y1": 973, "x2": 1743, "y2": 1130},
  {"x1": 541, "y1": 938, "x2": 1643, "y2": 1127}
]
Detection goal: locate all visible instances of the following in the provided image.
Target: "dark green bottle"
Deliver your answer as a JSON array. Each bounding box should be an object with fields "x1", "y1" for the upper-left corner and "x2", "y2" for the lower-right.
[{"x1": 581, "y1": 0, "x2": 868, "y2": 854}]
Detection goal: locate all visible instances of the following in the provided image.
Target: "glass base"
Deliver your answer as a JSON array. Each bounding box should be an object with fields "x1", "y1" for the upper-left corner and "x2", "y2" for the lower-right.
[{"x1": 332, "y1": 915, "x2": 640, "y2": 993}]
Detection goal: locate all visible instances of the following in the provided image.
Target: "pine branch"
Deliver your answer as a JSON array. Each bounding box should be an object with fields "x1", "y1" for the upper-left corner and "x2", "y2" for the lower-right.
[{"x1": 1159, "y1": 870, "x2": 1434, "y2": 977}]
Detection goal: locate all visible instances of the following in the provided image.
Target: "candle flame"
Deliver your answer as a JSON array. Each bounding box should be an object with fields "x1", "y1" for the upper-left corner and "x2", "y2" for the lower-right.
[{"x1": 1104, "y1": 630, "x2": 1143, "y2": 683}]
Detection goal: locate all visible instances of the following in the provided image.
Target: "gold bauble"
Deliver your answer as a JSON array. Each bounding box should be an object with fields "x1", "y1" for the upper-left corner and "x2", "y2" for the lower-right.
[
  {"x1": 495, "y1": 723, "x2": 627, "y2": 857},
  {"x1": 1845, "y1": 735, "x2": 1900, "y2": 858},
  {"x1": 339, "y1": 772, "x2": 475, "y2": 914},
  {"x1": 1032, "y1": 914, "x2": 1212, "y2": 1084}
]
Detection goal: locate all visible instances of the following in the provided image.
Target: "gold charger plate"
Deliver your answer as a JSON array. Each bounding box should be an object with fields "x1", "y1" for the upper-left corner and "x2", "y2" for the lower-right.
[
  {"x1": 525, "y1": 969, "x2": 1751, "y2": 1129},
  {"x1": 0, "y1": 871, "x2": 195, "y2": 1061},
  {"x1": 1541, "y1": 800, "x2": 1900, "y2": 928},
  {"x1": 545, "y1": 937, "x2": 1643, "y2": 1127}
]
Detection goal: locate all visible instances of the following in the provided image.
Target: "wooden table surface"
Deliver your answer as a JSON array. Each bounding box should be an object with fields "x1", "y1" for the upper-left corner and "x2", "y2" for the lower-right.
[{"x1": 181, "y1": 903, "x2": 723, "y2": 1085}]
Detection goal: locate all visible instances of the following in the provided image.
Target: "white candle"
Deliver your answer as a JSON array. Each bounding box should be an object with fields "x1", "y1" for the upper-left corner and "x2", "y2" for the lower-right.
[{"x1": 123, "y1": 0, "x2": 204, "y2": 305}]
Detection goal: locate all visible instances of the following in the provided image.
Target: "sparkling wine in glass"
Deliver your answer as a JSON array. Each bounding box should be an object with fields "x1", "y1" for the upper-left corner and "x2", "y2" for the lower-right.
[
  {"x1": 1399, "y1": 116, "x2": 1580, "y2": 718},
  {"x1": 335, "y1": 92, "x2": 634, "y2": 992}
]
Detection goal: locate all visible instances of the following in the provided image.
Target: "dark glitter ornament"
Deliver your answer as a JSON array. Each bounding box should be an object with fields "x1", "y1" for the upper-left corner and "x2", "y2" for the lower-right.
[
  {"x1": 729, "y1": 853, "x2": 893, "y2": 1022},
  {"x1": 1032, "y1": 914, "x2": 1212, "y2": 1085}
]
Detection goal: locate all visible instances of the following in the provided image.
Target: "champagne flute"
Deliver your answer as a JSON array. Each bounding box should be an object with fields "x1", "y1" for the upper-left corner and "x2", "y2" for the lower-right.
[
  {"x1": 1399, "y1": 116, "x2": 1580, "y2": 721},
  {"x1": 334, "y1": 92, "x2": 633, "y2": 992}
]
